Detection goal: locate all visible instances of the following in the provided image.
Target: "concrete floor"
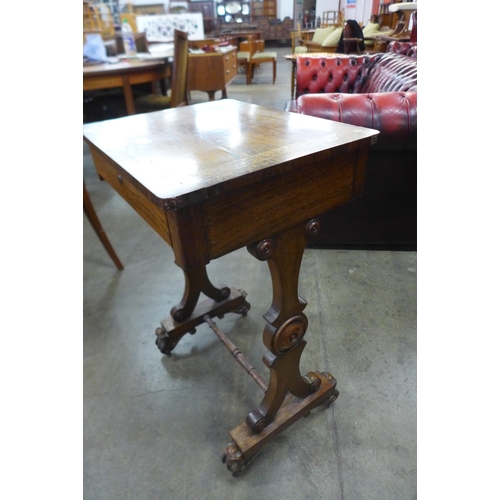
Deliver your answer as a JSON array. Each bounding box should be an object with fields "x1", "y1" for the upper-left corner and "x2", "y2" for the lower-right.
[{"x1": 83, "y1": 44, "x2": 417, "y2": 499}]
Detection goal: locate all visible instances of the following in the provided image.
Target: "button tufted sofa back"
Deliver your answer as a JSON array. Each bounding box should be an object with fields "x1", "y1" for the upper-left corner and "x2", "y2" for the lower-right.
[
  {"x1": 362, "y1": 53, "x2": 417, "y2": 93},
  {"x1": 295, "y1": 52, "x2": 417, "y2": 98}
]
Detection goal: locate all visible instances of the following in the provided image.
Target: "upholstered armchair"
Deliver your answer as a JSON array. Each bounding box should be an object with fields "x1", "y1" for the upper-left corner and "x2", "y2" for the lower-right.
[{"x1": 295, "y1": 24, "x2": 343, "y2": 54}]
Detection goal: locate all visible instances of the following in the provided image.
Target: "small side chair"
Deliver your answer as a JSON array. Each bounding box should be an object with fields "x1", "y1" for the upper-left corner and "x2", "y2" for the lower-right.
[
  {"x1": 134, "y1": 29, "x2": 189, "y2": 112},
  {"x1": 244, "y1": 36, "x2": 277, "y2": 85}
]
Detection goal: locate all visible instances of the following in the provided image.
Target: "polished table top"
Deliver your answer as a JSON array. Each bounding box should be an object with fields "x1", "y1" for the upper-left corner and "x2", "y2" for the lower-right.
[
  {"x1": 83, "y1": 57, "x2": 169, "y2": 76},
  {"x1": 83, "y1": 99, "x2": 377, "y2": 211}
]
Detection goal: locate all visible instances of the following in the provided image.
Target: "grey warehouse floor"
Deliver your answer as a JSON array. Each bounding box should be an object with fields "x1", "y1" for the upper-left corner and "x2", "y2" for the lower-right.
[{"x1": 83, "y1": 44, "x2": 417, "y2": 499}]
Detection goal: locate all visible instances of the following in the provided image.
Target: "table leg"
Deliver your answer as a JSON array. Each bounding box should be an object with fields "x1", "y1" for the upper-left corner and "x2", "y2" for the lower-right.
[
  {"x1": 122, "y1": 75, "x2": 136, "y2": 115},
  {"x1": 83, "y1": 182, "x2": 124, "y2": 271},
  {"x1": 223, "y1": 218, "x2": 339, "y2": 475},
  {"x1": 155, "y1": 217, "x2": 339, "y2": 476},
  {"x1": 155, "y1": 265, "x2": 250, "y2": 355}
]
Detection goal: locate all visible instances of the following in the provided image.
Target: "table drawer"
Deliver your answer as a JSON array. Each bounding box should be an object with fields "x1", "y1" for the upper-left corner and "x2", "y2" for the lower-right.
[
  {"x1": 222, "y1": 51, "x2": 237, "y2": 83},
  {"x1": 88, "y1": 146, "x2": 172, "y2": 246}
]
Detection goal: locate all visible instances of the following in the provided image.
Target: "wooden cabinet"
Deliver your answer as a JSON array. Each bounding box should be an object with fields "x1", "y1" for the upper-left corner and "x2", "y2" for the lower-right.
[
  {"x1": 216, "y1": 0, "x2": 252, "y2": 24},
  {"x1": 189, "y1": 1, "x2": 217, "y2": 34},
  {"x1": 188, "y1": 47, "x2": 238, "y2": 101},
  {"x1": 251, "y1": 0, "x2": 276, "y2": 20}
]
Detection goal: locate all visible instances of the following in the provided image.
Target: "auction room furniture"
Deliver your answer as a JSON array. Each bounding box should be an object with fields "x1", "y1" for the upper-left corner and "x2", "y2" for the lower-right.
[
  {"x1": 135, "y1": 30, "x2": 189, "y2": 112},
  {"x1": 83, "y1": 99, "x2": 378, "y2": 476},
  {"x1": 294, "y1": 24, "x2": 340, "y2": 53},
  {"x1": 83, "y1": 181, "x2": 123, "y2": 271},
  {"x1": 290, "y1": 26, "x2": 315, "y2": 53},
  {"x1": 241, "y1": 35, "x2": 277, "y2": 84},
  {"x1": 374, "y1": 4, "x2": 417, "y2": 52},
  {"x1": 387, "y1": 39, "x2": 416, "y2": 57},
  {"x1": 284, "y1": 53, "x2": 352, "y2": 101},
  {"x1": 292, "y1": 52, "x2": 417, "y2": 248},
  {"x1": 187, "y1": 46, "x2": 238, "y2": 100},
  {"x1": 83, "y1": 59, "x2": 171, "y2": 115}
]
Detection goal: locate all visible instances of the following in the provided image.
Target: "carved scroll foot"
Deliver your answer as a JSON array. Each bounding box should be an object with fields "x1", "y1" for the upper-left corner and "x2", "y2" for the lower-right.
[
  {"x1": 155, "y1": 287, "x2": 249, "y2": 355},
  {"x1": 222, "y1": 441, "x2": 256, "y2": 477},
  {"x1": 225, "y1": 371, "x2": 339, "y2": 475}
]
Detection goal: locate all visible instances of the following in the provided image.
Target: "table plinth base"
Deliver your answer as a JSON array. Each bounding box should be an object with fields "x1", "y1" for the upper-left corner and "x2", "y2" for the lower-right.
[{"x1": 223, "y1": 371, "x2": 339, "y2": 477}]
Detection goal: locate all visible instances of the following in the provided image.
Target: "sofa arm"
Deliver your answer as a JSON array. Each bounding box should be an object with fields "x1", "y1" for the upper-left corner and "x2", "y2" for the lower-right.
[
  {"x1": 387, "y1": 41, "x2": 417, "y2": 58},
  {"x1": 296, "y1": 91, "x2": 417, "y2": 151}
]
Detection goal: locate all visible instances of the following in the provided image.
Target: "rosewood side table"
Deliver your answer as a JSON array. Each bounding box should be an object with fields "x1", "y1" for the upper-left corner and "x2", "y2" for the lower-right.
[{"x1": 83, "y1": 100, "x2": 378, "y2": 476}]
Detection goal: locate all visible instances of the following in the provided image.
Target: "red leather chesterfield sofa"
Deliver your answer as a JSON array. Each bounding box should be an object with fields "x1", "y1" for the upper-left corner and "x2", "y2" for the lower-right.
[
  {"x1": 293, "y1": 52, "x2": 417, "y2": 249},
  {"x1": 387, "y1": 40, "x2": 417, "y2": 58}
]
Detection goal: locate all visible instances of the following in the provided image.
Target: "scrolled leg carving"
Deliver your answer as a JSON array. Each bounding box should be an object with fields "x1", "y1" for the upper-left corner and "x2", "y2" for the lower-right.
[
  {"x1": 170, "y1": 266, "x2": 230, "y2": 322},
  {"x1": 247, "y1": 238, "x2": 275, "y2": 261},
  {"x1": 244, "y1": 220, "x2": 332, "y2": 434},
  {"x1": 270, "y1": 315, "x2": 307, "y2": 354},
  {"x1": 306, "y1": 218, "x2": 321, "y2": 238}
]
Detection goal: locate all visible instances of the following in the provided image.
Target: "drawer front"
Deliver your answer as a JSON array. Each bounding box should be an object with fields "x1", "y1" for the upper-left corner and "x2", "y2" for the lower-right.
[
  {"x1": 89, "y1": 146, "x2": 172, "y2": 246},
  {"x1": 222, "y1": 51, "x2": 237, "y2": 84}
]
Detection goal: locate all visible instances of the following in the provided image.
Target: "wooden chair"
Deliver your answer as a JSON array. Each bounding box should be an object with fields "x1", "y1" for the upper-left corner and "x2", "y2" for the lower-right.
[
  {"x1": 388, "y1": 2, "x2": 418, "y2": 39},
  {"x1": 244, "y1": 36, "x2": 277, "y2": 85},
  {"x1": 83, "y1": 182, "x2": 123, "y2": 270},
  {"x1": 134, "y1": 29, "x2": 189, "y2": 112},
  {"x1": 115, "y1": 32, "x2": 149, "y2": 54},
  {"x1": 337, "y1": 20, "x2": 365, "y2": 54},
  {"x1": 293, "y1": 23, "x2": 309, "y2": 54}
]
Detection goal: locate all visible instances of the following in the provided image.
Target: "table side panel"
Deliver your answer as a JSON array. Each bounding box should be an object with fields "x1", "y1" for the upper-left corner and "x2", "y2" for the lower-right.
[
  {"x1": 88, "y1": 145, "x2": 172, "y2": 246},
  {"x1": 83, "y1": 74, "x2": 125, "y2": 90},
  {"x1": 126, "y1": 66, "x2": 170, "y2": 86},
  {"x1": 83, "y1": 64, "x2": 171, "y2": 91},
  {"x1": 203, "y1": 149, "x2": 365, "y2": 259}
]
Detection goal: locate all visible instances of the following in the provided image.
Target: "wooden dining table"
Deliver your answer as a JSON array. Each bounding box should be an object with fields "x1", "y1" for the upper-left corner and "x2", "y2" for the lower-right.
[{"x1": 83, "y1": 58, "x2": 171, "y2": 115}]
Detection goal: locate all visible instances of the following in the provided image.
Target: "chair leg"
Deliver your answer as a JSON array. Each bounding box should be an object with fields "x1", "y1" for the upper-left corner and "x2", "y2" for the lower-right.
[
  {"x1": 246, "y1": 63, "x2": 252, "y2": 85},
  {"x1": 273, "y1": 60, "x2": 276, "y2": 84},
  {"x1": 83, "y1": 182, "x2": 124, "y2": 270}
]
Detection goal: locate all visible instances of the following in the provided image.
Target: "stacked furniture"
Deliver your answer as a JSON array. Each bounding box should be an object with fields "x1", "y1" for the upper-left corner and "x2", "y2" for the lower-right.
[{"x1": 291, "y1": 52, "x2": 417, "y2": 248}]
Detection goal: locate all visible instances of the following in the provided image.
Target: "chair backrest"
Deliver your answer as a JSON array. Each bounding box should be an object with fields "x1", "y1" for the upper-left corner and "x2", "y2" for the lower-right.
[
  {"x1": 170, "y1": 29, "x2": 189, "y2": 108},
  {"x1": 115, "y1": 31, "x2": 148, "y2": 53},
  {"x1": 246, "y1": 34, "x2": 261, "y2": 59},
  {"x1": 337, "y1": 20, "x2": 365, "y2": 54},
  {"x1": 239, "y1": 39, "x2": 264, "y2": 52}
]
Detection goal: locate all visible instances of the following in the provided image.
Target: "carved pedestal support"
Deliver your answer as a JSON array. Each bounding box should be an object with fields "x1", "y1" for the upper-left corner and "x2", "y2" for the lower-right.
[
  {"x1": 223, "y1": 372, "x2": 339, "y2": 476},
  {"x1": 155, "y1": 264, "x2": 250, "y2": 355},
  {"x1": 155, "y1": 218, "x2": 339, "y2": 476},
  {"x1": 245, "y1": 219, "x2": 323, "y2": 433}
]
